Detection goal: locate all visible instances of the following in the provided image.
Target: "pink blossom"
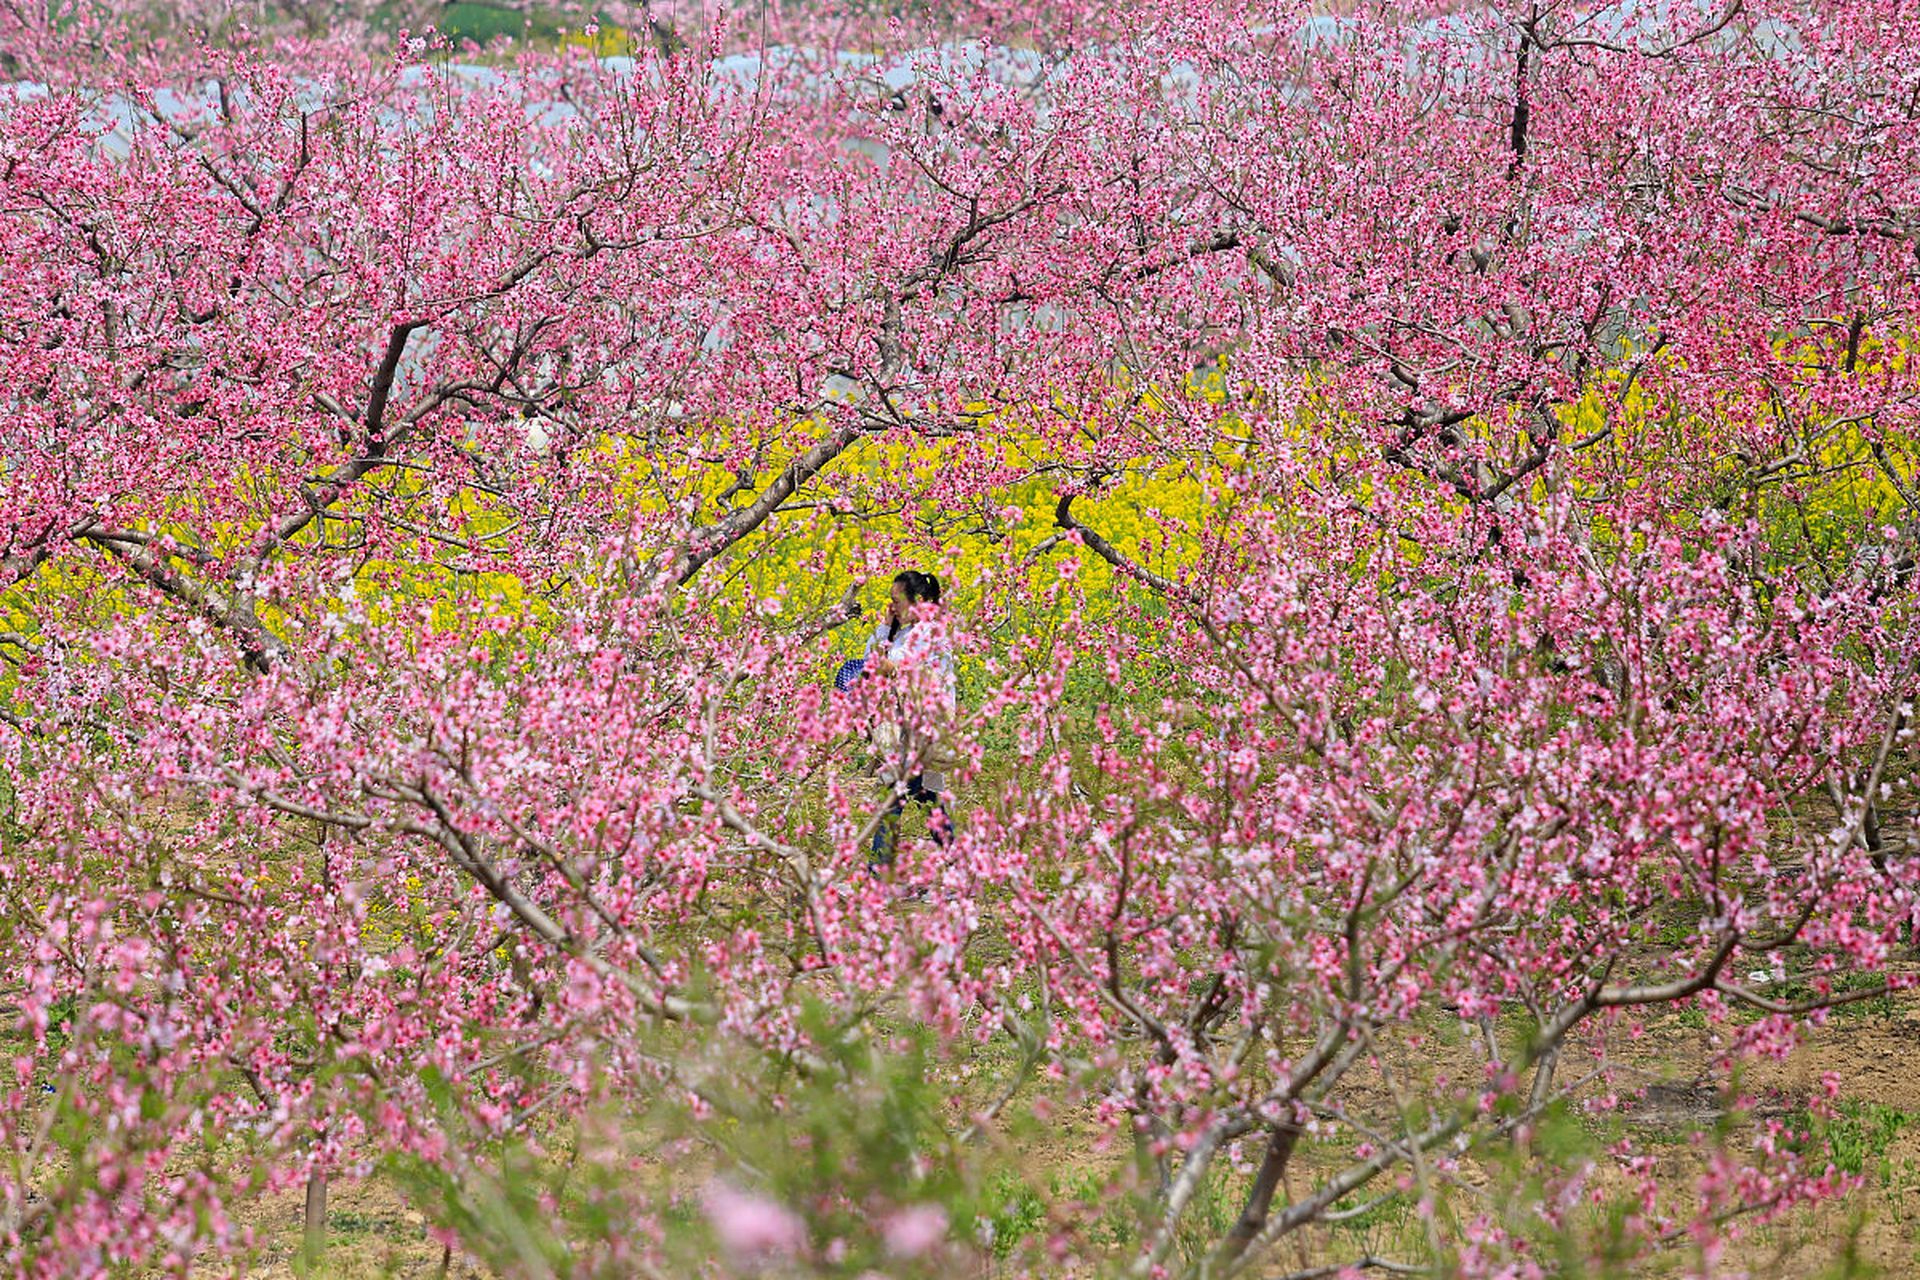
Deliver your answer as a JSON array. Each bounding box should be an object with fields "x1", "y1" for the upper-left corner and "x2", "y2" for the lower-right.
[
  {"x1": 703, "y1": 1181, "x2": 806, "y2": 1259},
  {"x1": 2, "y1": 0, "x2": 1917, "y2": 1275},
  {"x1": 880, "y1": 1204, "x2": 948, "y2": 1258}
]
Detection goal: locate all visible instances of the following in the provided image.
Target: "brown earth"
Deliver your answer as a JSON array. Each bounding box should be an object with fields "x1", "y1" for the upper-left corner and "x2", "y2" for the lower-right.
[{"x1": 221, "y1": 997, "x2": 1920, "y2": 1278}]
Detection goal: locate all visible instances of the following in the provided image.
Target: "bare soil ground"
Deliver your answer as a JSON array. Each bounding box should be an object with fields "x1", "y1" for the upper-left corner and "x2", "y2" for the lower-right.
[
  {"x1": 1732, "y1": 1013, "x2": 1920, "y2": 1277},
  {"x1": 223, "y1": 994, "x2": 1920, "y2": 1279}
]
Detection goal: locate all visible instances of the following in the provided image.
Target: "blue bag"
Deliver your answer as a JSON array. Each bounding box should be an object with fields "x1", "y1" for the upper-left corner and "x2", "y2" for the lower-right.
[{"x1": 833, "y1": 657, "x2": 866, "y2": 692}]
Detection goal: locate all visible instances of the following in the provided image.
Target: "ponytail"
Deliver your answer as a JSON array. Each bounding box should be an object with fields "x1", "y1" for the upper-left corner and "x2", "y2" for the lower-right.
[{"x1": 886, "y1": 570, "x2": 943, "y2": 641}]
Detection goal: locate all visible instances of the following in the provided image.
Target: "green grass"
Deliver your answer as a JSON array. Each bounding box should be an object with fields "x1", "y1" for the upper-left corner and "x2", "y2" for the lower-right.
[
  {"x1": 979, "y1": 1171, "x2": 1049, "y2": 1258},
  {"x1": 1328, "y1": 1188, "x2": 1417, "y2": 1237},
  {"x1": 1785, "y1": 1101, "x2": 1916, "y2": 1179},
  {"x1": 324, "y1": 1210, "x2": 401, "y2": 1237},
  {"x1": 431, "y1": 4, "x2": 575, "y2": 44}
]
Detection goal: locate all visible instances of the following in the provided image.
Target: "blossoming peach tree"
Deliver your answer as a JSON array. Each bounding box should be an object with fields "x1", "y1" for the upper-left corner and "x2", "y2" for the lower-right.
[{"x1": 2, "y1": 0, "x2": 1918, "y2": 1275}]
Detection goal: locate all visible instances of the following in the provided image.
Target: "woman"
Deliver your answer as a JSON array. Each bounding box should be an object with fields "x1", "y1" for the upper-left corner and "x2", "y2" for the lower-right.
[{"x1": 863, "y1": 570, "x2": 956, "y2": 875}]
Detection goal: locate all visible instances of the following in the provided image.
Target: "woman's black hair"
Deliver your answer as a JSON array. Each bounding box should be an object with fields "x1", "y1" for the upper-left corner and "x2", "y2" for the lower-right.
[{"x1": 887, "y1": 570, "x2": 942, "y2": 640}]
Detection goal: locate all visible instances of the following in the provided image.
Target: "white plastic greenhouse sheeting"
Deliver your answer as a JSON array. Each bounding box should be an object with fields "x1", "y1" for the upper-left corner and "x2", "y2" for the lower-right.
[
  {"x1": 0, "y1": 0, "x2": 1801, "y2": 449},
  {"x1": 0, "y1": 0, "x2": 1792, "y2": 161}
]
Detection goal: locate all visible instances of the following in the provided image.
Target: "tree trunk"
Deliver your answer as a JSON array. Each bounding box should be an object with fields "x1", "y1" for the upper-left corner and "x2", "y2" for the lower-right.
[
  {"x1": 1214, "y1": 1121, "x2": 1301, "y2": 1268},
  {"x1": 301, "y1": 1166, "x2": 326, "y2": 1271}
]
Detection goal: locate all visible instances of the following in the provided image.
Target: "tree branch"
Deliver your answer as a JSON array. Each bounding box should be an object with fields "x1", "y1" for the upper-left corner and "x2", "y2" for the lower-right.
[{"x1": 667, "y1": 426, "x2": 859, "y2": 586}]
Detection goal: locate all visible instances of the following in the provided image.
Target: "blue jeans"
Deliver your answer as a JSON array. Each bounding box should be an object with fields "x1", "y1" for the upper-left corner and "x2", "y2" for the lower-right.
[{"x1": 869, "y1": 774, "x2": 951, "y2": 869}]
